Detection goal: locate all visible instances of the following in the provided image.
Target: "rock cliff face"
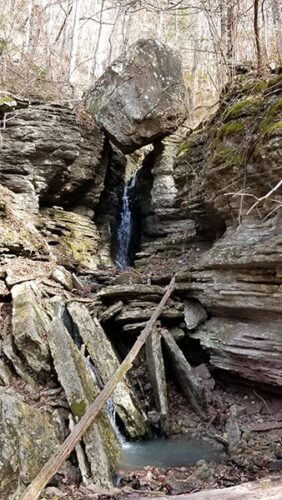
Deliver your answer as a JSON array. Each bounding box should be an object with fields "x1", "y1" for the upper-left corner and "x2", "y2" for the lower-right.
[
  {"x1": 1, "y1": 64, "x2": 282, "y2": 497},
  {"x1": 134, "y1": 74, "x2": 282, "y2": 390},
  {"x1": 0, "y1": 98, "x2": 107, "y2": 212},
  {"x1": 0, "y1": 95, "x2": 122, "y2": 270}
]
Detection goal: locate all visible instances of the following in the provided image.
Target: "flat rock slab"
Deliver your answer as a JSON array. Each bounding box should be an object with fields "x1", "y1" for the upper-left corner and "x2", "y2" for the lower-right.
[
  {"x1": 85, "y1": 39, "x2": 187, "y2": 153},
  {"x1": 68, "y1": 303, "x2": 149, "y2": 439},
  {"x1": 247, "y1": 421, "x2": 282, "y2": 432},
  {"x1": 142, "y1": 477, "x2": 282, "y2": 499},
  {"x1": 162, "y1": 330, "x2": 204, "y2": 415},
  {"x1": 115, "y1": 305, "x2": 183, "y2": 323},
  {"x1": 97, "y1": 284, "x2": 164, "y2": 301},
  {"x1": 5, "y1": 258, "x2": 53, "y2": 286},
  {"x1": 99, "y1": 301, "x2": 123, "y2": 323},
  {"x1": 48, "y1": 317, "x2": 119, "y2": 488},
  {"x1": 12, "y1": 281, "x2": 51, "y2": 374},
  {"x1": 193, "y1": 317, "x2": 282, "y2": 388},
  {"x1": 146, "y1": 329, "x2": 169, "y2": 435}
]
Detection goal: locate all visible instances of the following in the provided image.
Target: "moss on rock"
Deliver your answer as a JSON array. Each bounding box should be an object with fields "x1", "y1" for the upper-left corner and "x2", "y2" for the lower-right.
[
  {"x1": 216, "y1": 121, "x2": 245, "y2": 139},
  {"x1": 261, "y1": 120, "x2": 282, "y2": 137},
  {"x1": 173, "y1": 74, "x2": 282, "y2": 224},
  {"x1": 0, "y1": 392, "x2": 60, "y2": 497},
  {"x1": 224, "y1": 97, "x2": 262, "y2": 120},
  {"x1": 48, "y1": 318, "x2": 120, "y2": 488}
]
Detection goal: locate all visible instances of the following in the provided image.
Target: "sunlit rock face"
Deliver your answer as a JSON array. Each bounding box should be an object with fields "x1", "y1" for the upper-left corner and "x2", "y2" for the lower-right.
[
  {"x1": 85, "y1": 39, "x2": 188, "y2": 154},
  {"x1": 0, "y1": 97, "x2": 107, "y2": 212}
]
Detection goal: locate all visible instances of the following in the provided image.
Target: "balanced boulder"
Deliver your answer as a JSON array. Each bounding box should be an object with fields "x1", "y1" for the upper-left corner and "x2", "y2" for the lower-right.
[{"x1": 85, "y1": 39, "x2": 188, "y2": 153}]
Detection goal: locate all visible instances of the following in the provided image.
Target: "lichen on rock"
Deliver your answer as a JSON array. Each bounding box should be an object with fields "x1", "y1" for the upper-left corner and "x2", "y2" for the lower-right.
[{"x1": 0, "y1": 391, "x2": 60, "y2": 498}]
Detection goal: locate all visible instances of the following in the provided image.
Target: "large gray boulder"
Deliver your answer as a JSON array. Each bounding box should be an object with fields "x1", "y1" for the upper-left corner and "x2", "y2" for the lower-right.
[
  {"x1": 85, "y1": 39, "x2": 188, "y2": 153},
  {"x1": 11, "y1": 281, "x2": 51, "y2": 375},
  {"x1": 0, "y1": 391, "x2": 60, "y2": 498}
]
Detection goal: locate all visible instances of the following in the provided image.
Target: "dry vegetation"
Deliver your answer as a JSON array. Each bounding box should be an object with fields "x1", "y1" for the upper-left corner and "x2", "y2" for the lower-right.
[{"x1": 0, "y1": 1, "x2": 281, "y2": 123}]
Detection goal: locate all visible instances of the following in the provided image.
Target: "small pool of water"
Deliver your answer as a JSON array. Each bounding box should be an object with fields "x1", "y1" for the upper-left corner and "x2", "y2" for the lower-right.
[{"x1": 118, "y1": 437, "x2": 225, "y2": 471}]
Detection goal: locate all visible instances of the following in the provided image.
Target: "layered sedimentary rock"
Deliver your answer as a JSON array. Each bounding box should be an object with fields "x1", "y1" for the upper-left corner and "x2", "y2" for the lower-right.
[
  {"x1": 85, "y1": 39, "x2": 188, "y2": 153},
  {"x1": 48, "y1": 318, "x2": 120, "y2": 488},
  {"x1": 40, "y1": 207, "x2": 105, "y2": 270},
  {"x1": 68, "y1": 303, "x2": 149, "y2": 439},
  {"x1": 134, "y1": 138, "x2": 197, "y2": 268},
  {"x1": 0, "y1": 96, "x2": 107, "y2": 212},
  {"x1": 134, "y1": 75, "x2": 282, "y2": 390},
  {"x1": 0, "y1": 93, "x2": 121, "y2": 271},
  {"x1": 187, "y1": 216, "x2": 282, "y2": 388}
]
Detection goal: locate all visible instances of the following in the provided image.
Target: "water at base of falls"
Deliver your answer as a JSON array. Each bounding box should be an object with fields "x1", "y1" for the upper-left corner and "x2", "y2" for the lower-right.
[
  {"x1": 115, "y1": 174, "x2": 137, "y2": 270},
  {"x1": 118, "y1": 437, "x2": 225, "y2": 471}
]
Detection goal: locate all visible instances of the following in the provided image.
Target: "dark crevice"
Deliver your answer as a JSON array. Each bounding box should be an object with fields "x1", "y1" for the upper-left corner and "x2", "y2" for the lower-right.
[{"x1": 94, "y1": 147, "x2": 126, "y2": 263}]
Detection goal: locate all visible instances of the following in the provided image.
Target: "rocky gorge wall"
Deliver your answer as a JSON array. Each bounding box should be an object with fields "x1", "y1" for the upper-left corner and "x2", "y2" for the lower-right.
[
  {"x1": 134, "y1": 74, "x2": 282, "y2": 390},
  {"x1": 0, "y1": 93, "x2": 126, "y2": 271},
  {"x1": 1, "y1": 51, "x2": 282, "y2": 497}
]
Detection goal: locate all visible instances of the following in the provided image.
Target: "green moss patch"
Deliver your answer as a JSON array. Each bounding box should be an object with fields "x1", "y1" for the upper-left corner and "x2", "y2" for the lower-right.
[
  {"x1": 0, "y1": 94, "x2": 13, "y2": 105},
  {"x1": 176, "y1": 140, "x2": 190, "y2": 157},
  {"x1": 241, "y1": 80, "x2": 268, "y2": 94},
  {"x1": 210, "y1": 144, "x2": 245, "y2": 169},
  {"x1": 217, "y1": 121, "x2": 245, "y2": 140},
  {"x1": 261, "y1": 120, "x2": 282, "y2": 137},
  {"x1": 224, "y1": 98, "x2": 261, "y2": 120}
]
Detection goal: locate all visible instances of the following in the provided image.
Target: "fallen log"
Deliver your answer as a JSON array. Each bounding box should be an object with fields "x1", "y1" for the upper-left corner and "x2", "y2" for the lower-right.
[
  {"x1": 20, "y1": 276, "x2": 176, "y2": 500},
  {"x1": 138, "y1": 476, "x2": 282, "y2": 499}
]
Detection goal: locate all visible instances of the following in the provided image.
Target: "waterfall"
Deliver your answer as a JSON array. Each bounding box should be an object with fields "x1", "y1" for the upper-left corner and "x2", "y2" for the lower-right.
[
  {"x1": 85, "y1": 355, "x2": 125, "y2": 445},
  {"x1": 115, "y1": 174, "x2": 137, "y2": 270},
  {"x1": 106, "y1": 397, "x2": 126, "y2": 445}
]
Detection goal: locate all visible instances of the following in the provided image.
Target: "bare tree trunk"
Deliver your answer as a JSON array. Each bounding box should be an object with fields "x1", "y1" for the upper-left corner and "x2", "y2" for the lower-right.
[
  {"x1": 220, "y1": 0, "x2": 227, "y2": 56},
  {"x1": 68, "y1": 0, "x2": 80, "y2": 84},
  {"x1": 271, "y1": 0, "x2": 282, "y2": 60},
  {"x1": 156, "y1": 10, "x2": 164, "y2": 39},
  {"x1": 90, "y1": 0, "x2": 105, "y2": 79},
  {"x1": 254, "y1": 0, "x2": 262, "y2": 72},
  {"x1": 261, "y1": 0, "x2": 270, "y2": 66},
  {"x1": 227, "y1": 2, "x2": 235, "y2": 61},
  {"x1": 22, "y1": 0, "x2": 34, "y2": 54},
  {"x1": 108, "y1": 5, "x2": 120, "y2": 65}
]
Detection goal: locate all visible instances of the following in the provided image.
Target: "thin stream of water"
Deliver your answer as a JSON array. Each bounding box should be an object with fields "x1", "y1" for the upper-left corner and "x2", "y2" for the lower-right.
[
  {"x1": 116, "y1": 174, "x2": 137, "y2": 270},
  {"x1": 85, "y1": 355, "x2": 125, "y2": 445}
]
